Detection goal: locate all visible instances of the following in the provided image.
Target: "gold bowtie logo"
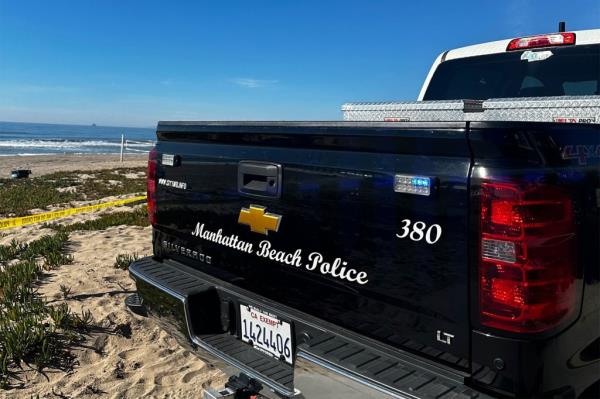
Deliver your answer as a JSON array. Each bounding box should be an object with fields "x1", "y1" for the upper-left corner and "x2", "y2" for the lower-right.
[{"x1": 238, "y1": 205, "x2": 281, "y2": 235}]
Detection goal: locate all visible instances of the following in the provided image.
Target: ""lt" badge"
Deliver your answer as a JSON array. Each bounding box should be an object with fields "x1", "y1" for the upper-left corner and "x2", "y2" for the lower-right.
[{"x1": 238, "y1": 205, "x2": 282, "y2": 235}]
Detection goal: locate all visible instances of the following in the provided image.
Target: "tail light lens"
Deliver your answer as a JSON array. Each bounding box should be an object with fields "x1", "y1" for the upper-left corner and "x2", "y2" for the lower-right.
[
  {"x1": 507, "y1": 32, "x2": 575, "y2": 51},
  {"x1": 147, "y1": 148, "x2": 158, "y2": 225},
  {"x1": 479, "y1": 181, "x2": 577, "y2": 333}
]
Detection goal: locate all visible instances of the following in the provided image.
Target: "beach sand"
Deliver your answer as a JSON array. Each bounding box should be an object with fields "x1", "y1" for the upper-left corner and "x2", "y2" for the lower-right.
[
  {"x1": 0, "y1": 154, "x2": 147, "y2": 178},
  {"x1": 0, "y1": 156, "x2": 226, "y2": 399}
]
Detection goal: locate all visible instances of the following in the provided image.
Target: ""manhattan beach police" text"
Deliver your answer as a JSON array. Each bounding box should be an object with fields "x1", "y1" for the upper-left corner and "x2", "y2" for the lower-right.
[{"x1": 191, "y1": 222, "x2": 368, "y2": 285}]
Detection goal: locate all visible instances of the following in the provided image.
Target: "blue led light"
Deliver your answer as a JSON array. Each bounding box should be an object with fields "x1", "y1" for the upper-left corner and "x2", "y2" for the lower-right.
[
  {"x1": 411, "y1": 178, "x2": 428, "y2": 186},
  {"x1": 394, "y1": 174, "x2": 432, "y2": 196}
]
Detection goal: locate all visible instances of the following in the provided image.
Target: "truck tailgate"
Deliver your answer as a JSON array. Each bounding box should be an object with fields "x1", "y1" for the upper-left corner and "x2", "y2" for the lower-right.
[{"x1": 153, "y1": 122, "x2": 472, "y2": 367}]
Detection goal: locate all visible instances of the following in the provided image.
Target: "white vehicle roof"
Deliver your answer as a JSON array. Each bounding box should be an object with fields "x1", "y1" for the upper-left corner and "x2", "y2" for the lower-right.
[{"x1": 417, "y1": 28, "x2": 600, "y2": 101}]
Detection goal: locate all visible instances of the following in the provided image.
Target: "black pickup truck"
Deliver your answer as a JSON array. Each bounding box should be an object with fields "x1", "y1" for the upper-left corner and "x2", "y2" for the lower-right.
[{"x1": 128, "y1": 30, "x2": 600, "y2": 398}]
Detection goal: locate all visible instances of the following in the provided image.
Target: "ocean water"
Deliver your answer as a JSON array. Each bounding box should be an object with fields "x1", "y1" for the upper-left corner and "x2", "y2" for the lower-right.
[{"x1": 0, "y1": 121, "x2": 156, "y2": 156}]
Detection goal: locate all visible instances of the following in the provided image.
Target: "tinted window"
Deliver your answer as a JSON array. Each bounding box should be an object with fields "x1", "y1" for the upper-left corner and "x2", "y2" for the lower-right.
[{"x1": 423, "y1": 44, "x2": 600, "y2": 100}]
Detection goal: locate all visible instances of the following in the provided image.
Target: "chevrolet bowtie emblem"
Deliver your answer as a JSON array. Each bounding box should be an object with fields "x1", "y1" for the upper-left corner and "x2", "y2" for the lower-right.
[{"x1": 238, "y1": 205, "x2": 281, "y2": 235}]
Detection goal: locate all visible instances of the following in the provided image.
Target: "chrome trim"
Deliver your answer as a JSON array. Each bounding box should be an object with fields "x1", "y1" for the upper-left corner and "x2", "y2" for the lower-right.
[
  {"x1": 130, "y1": 262, "x2": 456, "y2": 399},
  {"x1": 296, "y1": 351, "x2": 411, "y2": 399},
  {"x1": 130, "y1": 265, "x2": 187, "y2": 302},
  {"x1": 156, "y1": 259, "x2": 465, "y2": 381}
]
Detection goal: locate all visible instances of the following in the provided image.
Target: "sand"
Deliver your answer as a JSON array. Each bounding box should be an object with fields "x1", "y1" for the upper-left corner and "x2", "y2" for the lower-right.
[
  {"x1": 0, "y1": 156, "x2": 226, "y2": 399},
  {"x1": 0, "y1": 154, "x2": 147, "y2": 178}
]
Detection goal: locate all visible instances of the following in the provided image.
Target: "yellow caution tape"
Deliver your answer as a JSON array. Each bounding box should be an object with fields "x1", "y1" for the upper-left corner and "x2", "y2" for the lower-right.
[{"x1": 0, "y1": 195, "x2": 147, "y2": 231}]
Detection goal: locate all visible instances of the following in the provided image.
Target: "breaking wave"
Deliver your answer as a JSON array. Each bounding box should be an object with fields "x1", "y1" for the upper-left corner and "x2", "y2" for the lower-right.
[
  {"x1": 0, "y1": 121, "x2": 156, "y2": 156},
  {"x1": 0, "y1": 139, "x2": 152, "y2": 149}
]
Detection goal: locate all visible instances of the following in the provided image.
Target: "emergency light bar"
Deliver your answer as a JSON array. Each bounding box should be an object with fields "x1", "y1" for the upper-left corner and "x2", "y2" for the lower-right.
[{"x1": 507, "y1": 32, "x2": 575, "y2": 51}]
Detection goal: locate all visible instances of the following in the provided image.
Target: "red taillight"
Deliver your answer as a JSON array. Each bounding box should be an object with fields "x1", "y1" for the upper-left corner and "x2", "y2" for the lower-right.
[
  {"x1": 147, "y1": 147, "x2": 158, "y2": 225},
  {"x1": 507, "y1": 32, "x2": 575, "y2": 51},
  {"x1": 479, "y1": 181, "x2": 577, "y2": 333}
]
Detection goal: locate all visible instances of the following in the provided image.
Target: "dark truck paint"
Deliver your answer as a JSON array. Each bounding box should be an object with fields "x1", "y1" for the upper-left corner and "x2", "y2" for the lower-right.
[{"x1": 129, "y1": 120, "x2": 599, "y2": 398}]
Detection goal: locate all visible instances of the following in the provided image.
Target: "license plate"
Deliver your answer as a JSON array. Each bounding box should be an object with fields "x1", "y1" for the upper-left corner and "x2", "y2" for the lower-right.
[{"x1": 239, "y1": 304, "x2": 293, "y2": 364}]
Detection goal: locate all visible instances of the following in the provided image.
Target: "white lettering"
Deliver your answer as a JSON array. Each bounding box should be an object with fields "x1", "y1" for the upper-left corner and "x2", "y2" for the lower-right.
[
  {"x1": 191, "y1": 223, "x2": 369, "y2": 285},
  {"x1": 191, "y1": 222, "x2": 253, "y2": 254},
  {"x1": 396, "y1": 219, "x2": 442, "y2": 245},
  {"x1": 355, "y1": 271, "x2": 369, "y2": 284},
  {"x1": 306, "y1": 252, "x2": 321, "y2": 271},
  {"x1": 158, "y1": 178, "x2": 187, "y2": 190},
  {"x1": 256, "y1": 241, "x2": 303, "y2": 267},
  {"x1": 306, "y1": 252, "x2": 368, "y2": 285}
]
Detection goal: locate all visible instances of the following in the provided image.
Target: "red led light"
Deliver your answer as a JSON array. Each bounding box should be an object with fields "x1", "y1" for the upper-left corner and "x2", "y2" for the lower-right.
[
  {"x1": 507, "y1": 32, "x2": 575, "y2": 51},
  {"x1": 147, "y1": 148, "x2": 158, "y2": 225},
  {"x1": 491, "y1": 201, "x2": 518, "y2": 226},
  {"x1": 479, "y1": 181, "x2": 577, "y2": 333},
  {"x1": 490, "y1": 278, "x2": 525, "y2": 307}
]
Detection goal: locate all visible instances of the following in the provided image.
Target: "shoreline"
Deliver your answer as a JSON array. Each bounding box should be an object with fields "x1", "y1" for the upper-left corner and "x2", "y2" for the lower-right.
[{"x1": 0, "y1": 153, "x2": 147, "y2": 178}]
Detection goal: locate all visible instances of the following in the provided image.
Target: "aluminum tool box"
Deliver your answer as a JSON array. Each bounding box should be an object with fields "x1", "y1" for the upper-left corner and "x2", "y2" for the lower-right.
[
  {"x1": 341, "y1": 99, "x2": 483, "y2": 122},
  {"x1": 342, "y1": 96, "x2": 600, "y2": 123},
  {"x1": 477, "y1": 96, "x2": 600, "y2": 123}
]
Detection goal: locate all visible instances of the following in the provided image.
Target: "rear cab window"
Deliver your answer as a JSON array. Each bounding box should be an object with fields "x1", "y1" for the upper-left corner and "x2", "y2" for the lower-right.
[{"x1": 423, "y1": 44, "x2": 600, "y2": 100}]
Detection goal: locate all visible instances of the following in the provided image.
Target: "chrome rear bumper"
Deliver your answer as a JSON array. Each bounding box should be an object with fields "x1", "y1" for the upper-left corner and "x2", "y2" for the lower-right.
[{"x1": 129, "y1": 257, "x2": 485, "y2": 399}]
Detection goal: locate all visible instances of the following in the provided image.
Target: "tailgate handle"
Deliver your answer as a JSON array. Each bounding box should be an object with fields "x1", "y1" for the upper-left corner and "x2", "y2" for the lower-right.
[{"x1": 238, "y1": 161, "x2": 282, "y2": 198}]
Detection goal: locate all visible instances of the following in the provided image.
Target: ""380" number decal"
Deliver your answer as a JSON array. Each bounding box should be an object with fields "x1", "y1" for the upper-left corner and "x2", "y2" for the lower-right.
[{"x1": 396, "y1": 219, "x2": 442, "y2": 245}]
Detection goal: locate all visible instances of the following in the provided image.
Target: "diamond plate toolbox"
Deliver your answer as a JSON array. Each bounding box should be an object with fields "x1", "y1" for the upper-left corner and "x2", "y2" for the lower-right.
[
  {"x1": 342, "y1": 96, "x2": 600, "y2": 123},
  {"x1": 477, "y1": 96, "x2": 600, "y2": 123},
  {"x1": 341, "y1": 100, "x2": 483, "y2": 122}
]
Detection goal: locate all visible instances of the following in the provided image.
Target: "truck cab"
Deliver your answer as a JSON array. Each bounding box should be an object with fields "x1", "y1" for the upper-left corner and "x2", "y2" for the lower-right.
[{"x1": 419, "y1": 29, "x2": 600, "y2": 101}]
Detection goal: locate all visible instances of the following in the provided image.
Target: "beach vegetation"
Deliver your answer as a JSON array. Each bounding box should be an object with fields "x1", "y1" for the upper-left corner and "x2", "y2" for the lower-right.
[
  {"x1": 0, "y1": 240, "x2": 24, "y2": 263},
  {"x1": 59, "y1": 284, "x2": 72, "y2": 299},
  {"x1": 0, "y1": 180, "x2": 78, "y2": 217},
  {"x1": 20, "y1": 231, "x2": 71, "y2": 262},
  {"x1": 0, "y1": 232, "x2": 93, "y2": 389},
  {"x1": 45, "y1": 206, "x2": 149, "y2": 233},
  {"x1": 0, "y1": 167, "x2": 146, "y2": 217},
  {"x1": 114, "y1": 253, "x2": 140, "y2": 270}
]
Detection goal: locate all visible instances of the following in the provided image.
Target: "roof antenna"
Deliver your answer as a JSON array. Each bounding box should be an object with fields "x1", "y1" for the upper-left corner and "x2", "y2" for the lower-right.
[{"x1": 558, "y1": 21, "x2": 566, "y2": 32}]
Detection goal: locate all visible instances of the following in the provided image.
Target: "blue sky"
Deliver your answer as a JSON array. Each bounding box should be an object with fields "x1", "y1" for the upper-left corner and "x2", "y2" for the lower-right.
[{"x1": 0, "y1": 0, "x2": 598, "y2": 127}]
